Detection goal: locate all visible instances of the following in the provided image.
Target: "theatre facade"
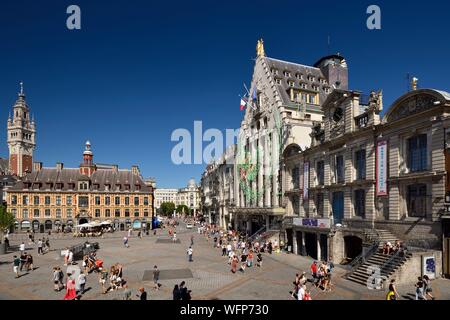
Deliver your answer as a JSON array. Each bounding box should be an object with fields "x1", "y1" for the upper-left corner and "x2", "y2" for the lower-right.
[{"x1": 282, "y1": 87, "x2": 450, "y2": 278}]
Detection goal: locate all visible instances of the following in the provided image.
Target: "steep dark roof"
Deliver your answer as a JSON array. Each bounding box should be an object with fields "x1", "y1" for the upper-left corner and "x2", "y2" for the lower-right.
[
  {"x1": 265, "y1": 57, "x2": 329, "y2": 109},
  {"x1": 9, "y1": 167, "x2": 152, "y2": 193}
]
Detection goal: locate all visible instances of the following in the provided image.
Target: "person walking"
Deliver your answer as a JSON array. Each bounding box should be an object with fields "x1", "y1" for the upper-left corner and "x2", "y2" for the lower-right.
[
  {"x1": 415, "y1": 277, "x2": 426, "y2": 300},
  {"x1": 173, "y1": 284, "x2": 181, "y2": 300},
  {"x1": 19, "y1": 242, "x2": 25, "y2": 255},
  {"x1": 423, "y1": 275, "x2": 435, "y2": 300},
  {"x1": 19, "y1": 251, "x2": 27, "y2": 272},
  {"x1": 173, "y1": 232, "x2": 177, "y2": 243},
  {"x1": 256, "y1": 252, "x2": 263, "y2": 268},
  {"x1": 37, "y1": 239, "x2": 43, "y2": 255},
  {"x1": 187, "y1": 246, "x2": 193, "y2": 262},
  {"x1": 13, "y1": 255, "x2": 20, "y2": 278},
  {"x1": 386, "y1": 279, "x2": 399, "y2": 300},
  {"x1": 190, "y1": 235, "x2": 194, "y2": 246},
  {"x1": 63, "y1": 273, "x2": 77, "y2": 300},
  {"x1": 78, "y1": 272, "x2": 86, "y2": 294},
  {"x1": 53, "y1": 267, "x2": 61, "y2": 291},
  {"x1": 26, "y1": 253, "x2": 34, "y2": 271},
  {"x1": 123, "y1": 283, "x2": 132, "y2": 300},
  {"x1": 153, "y1": 265, "x2": 160, "y2": 290},
  {"x1": 123, "y1": 236, "x2": 129, "y2": 248},
  {"x1": 231, "y1": 255, "x2": 238, "y2": 273},
  {"x1": 137, "y1": 287, "x2": 147, "y2": 300}
]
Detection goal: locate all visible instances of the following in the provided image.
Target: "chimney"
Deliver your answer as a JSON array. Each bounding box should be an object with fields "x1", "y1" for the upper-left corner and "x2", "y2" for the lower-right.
[
  {"x1": 33, "y1": 162, "x2": 43, "y2": 171},
  {"x1": 56, "y1": 162, "x2": 64, "y2": 171},
  {"x1": 132, "y1": 165, "x2": 140, "y2": 176}
]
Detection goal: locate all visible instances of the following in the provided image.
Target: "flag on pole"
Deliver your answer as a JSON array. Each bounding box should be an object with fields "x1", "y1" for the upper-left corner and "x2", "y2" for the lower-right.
[
  {"x1": 252, "y1": 88, "x2": 257, "y2": 101},
  {"x1": 240, "y1": 97, "x2": 248, "y2": 111}
]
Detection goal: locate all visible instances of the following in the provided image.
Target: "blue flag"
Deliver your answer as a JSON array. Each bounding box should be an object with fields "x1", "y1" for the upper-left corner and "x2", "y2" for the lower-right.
[{"x1": 252, "y1": 88, "x2": 257, "y2": 101}]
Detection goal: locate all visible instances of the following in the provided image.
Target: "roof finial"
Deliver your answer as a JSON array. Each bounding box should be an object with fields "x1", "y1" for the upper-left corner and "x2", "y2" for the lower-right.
[
  {"x1": 19, "y1": 81, "x2": 24, "y2": 97},
  {"x1": 412, "y1": 77, "x2": 419, "y2": 91},
  {"x1": 256, "y1": 39, "x2": 265, "y2": 57}
]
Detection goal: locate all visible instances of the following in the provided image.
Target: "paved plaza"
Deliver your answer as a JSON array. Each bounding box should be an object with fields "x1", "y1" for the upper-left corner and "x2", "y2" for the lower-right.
[{"x1": 1, "y1": 224, "x2": 449, "y2": 300}]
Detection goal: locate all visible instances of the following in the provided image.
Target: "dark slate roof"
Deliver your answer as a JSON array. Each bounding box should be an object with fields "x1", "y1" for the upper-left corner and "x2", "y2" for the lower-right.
[
  {"x1": 9, "y1": 167, "x2": 152, "y2": 193},
  {"x1": 265, "y1": 57, "x2": 329, "y2": 108},
  {"x1": 0, "y1": 175, "x2": 17, "y2": 187},
  {"x1": 0, "y1": 158, "x2": 9, "y2": 174}
]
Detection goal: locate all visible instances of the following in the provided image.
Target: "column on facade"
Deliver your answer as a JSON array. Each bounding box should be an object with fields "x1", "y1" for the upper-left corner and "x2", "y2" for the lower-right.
[
  {"x1": 264, "y1": 129, "x2": 271, "y2": 207},
  {"x1": 258, "y1": 125, "x2": 264, "y2": 207},
  {"x1": 388, "y1": 135, "x2": 400, "y2": 220},
  {"x1": 292, "y1": 230, "x2": 298, "y2": 254},
  {"x1": 431, "y1": 124, "x2": 446, "y2": 221},
  {"x1": 251, "y1": 128, "x2": 257, "y2": 207},
  {"x1": 301, "y1": 231, "x2": 306, "y2": 256},
  {"x1": 366, "y1": 141, "x2": 376, "y2": 221},
  {"x1": 272, "y1": 129, "x2": 279, "y2": 207},
  {"x1": 265, "y1": 215, "x2": 270, "y2": 231},
  {"x1": 316, "y1": 234, "x2": 321, "y2": 261},
  {"x1": 344, "y1": 188, "x2": 352, "y2": 220}
]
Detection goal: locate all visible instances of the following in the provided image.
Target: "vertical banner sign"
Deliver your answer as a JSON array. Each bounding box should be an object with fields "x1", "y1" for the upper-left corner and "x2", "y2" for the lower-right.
[
  {"x1": 303, "y1": 161, "x2": 309, "y2": 200},
  {"x1": 376, "y1": 140, "x2": 388, "y2": 196}
]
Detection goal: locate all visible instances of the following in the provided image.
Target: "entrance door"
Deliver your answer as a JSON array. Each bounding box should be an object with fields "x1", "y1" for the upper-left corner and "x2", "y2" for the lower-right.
[
  {"x1": 305, "y1": 233, "x2": 318, "y2": 259},
  {"x1": 286, "y1": 229, "x2": 293, "y2": 253},
  {"x1": 320, "y1": 234, "x2": 328, "y2": 261},
  {"x1": 332, "y1": 192, "x2": 344, "y2": 225},
  {"x1": 79, "y1": 218, "x2": 89, "y2": 225},
  {"x1": 296, "y1": 231, "x2": 303, "y2": 255}
]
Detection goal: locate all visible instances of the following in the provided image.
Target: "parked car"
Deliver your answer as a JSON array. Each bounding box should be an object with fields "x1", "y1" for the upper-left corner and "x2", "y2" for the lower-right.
[{"x1": 186, "y1": 223, "x2": 194, "y2": 229}]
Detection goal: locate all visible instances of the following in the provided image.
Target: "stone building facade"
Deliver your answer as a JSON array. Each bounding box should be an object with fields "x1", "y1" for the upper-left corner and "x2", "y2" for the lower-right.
[
  {"x1": 229, "y1": 41, "x2": 348, "y2": 236},
  {"x1": 6, "y1": 142, "x2": 154, "y2": 232},
  {"x1": 282, "y1": 86, "x2": 450, "y2": 277}
]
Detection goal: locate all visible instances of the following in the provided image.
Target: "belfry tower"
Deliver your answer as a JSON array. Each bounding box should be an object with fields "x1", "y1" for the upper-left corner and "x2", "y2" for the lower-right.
[{"x1": 7, "y1": 82, "x2": 36, "y2": 177}]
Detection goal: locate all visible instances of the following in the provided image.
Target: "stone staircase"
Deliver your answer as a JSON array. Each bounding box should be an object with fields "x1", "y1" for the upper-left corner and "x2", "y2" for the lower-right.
[{"x1": 346, "y1": 229, "x2": 413, "y2": 286}]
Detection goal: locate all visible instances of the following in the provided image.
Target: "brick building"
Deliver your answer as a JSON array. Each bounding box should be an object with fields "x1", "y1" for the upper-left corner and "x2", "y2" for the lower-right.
[{"x1": 7, "y1": 142, "x2": 154, "y2": 232}]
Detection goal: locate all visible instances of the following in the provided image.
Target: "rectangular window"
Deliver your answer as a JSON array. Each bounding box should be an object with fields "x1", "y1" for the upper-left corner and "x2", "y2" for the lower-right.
[
  {"x1": 11, "y1": 195, "x2": 17, "y2": 205},
  {"x1": 66, "y1": 196, "x2": 72, "y2": 206},
  {"x1": 115, "y1": 197, "x2": 120, "y2": 205},
  {"x1": 115, "y1": 209, "x2": 121, "y2": 217},
  {"x1": 66, "y1": 208, "x2": 72, "y2": 218},
  {"x1": 316, "y1": 193, "x2": 324, "y2": 217},
  {"x1": 105, "y1": 209, "x2": 111, "y2": 217},
  {"x1": 354, "y1": 189, "x2": 366, "y2": 217},
  {"x1": 125, "y1": 197, "x2": 130, "y2": 205},
  {"x1": 45, "y1": 209, "x2": 51, "y2": 217},
  {"x1": 95, "y1": 196, "x2": 101, "y2": 205},
  {"x1": 408, "y1": 134, "x2": 428, "y2": 172},
  {"x1": 45, "y1": 196, "x2": 51, "y2": 205},
  {"x1": 11, "y1": 208, "x2": 17, "y2": 218},
  {"x1": 408, "y1": 184, "x2": 427, "y2": 217},
  {"x1": 134, "y1": 197, "x2": 139, "y2": 206},
  {"x1": 33, "y1": 209, "x2": 40, "y2": 218},
  {"x1": 95, "y1": 209, "x2": 100, "y2": 217},
  {"x1": 335, "y1": 155, "x2": 345, "y2": 184},
  {"x1": 105, "y1": 196, "x2": 110, "y2": 205},
  {"x1": 34, "y1": 196, "x2": 40, "y2": 205},
  {"x1": 355, "y1": 149, "x2": 366, "y2": 180},
  {"x1": 144, "y1": 209, "x2": 148, "y2": 217},
  {"x1": 125, "y1": 209, "x2": 130, "y2": 217},
  {"x1": 56, "y1": 209, "x2": 61, "y2": 218},
  {"x1": 23, "y1": 195, "x2": 29, "y2": 205},
  {"x1": 78, "y1": 196, "x2": 89, "y2": 208},
  {"x1": 23, "y1": 209, "x2": 28, "y2": 219},
  {"x1": 56, "y1": 196, "x2": 61, "y2": 206},
  {"x1": 134, "y1": 209, "x2": 139, "y2": 217},
  {"x1": 316, "y1": 161, "x2": 325, "y2": 186},
  {"x1": 144, "y1": 197, "x2": 149, "y2": 206}
]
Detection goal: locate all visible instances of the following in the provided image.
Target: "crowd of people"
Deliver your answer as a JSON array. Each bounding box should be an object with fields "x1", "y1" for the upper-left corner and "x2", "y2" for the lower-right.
[{"x1": 381, "y1": 240, "x2": 407, "y2": 256}]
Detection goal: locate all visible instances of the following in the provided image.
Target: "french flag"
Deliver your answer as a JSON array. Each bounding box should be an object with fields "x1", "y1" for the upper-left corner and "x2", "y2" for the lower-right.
[{"x1": 240, "y1": 97, "x2": 248, "y2": 111}]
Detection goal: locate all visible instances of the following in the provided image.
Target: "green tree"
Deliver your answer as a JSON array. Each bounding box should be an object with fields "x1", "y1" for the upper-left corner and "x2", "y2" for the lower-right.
[
  {"x1": 0, "y1": 206, "x2": 15, "y2": 244},
  {"x1": 160, "y1": 202, "x2": 175, "y2": 216},
  {"x1": 176, "y1": 205, "x2": 190, "y2": 215}
]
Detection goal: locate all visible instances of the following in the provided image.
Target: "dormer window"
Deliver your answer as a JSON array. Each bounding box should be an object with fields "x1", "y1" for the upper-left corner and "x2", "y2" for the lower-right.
[
  {"x1": 312, "y1": 85, "x2": 319, "y2": 91},
  {"x1": 105, "y1": 184, "x2": 110, "y2": 191},
  {"x1": 288, "y1": 81, "x2": 295, "y2": 87},
  {"x1": 324, "y1": 87, "x2": 331, "y2": 94},
  {"x1": 56, "y1": 183, "x2": 63, "y2": 190},
  {"x1": 116, "y1": 184, "x2": 121, "y2": 191},
  {"x1": 300, "y1": 83, "x2": 307, "y2": 89},
  {"x1": 307, "y1": 75, "x2": 315, "y2": 82},
  {"x1": 271, "y1": 68, "x2": 278, "y2": 75},
  {"x1": 78, "y1": 182, "x2": 89, "y2": 190},
  {"x1": 284, "y1": 71, "x2": 291, "y2": 77},
  {"x1": 275, "y1": 78, "x2": 281, "y2": 85},
  {"x1": 296, "y1": 74, "x2": 303, "y2": 80}
]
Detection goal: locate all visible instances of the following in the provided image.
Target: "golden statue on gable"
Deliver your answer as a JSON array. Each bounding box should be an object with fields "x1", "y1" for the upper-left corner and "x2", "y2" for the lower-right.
[{"x1": 256, "y1": 39, "x2": 265, "y2": 57}]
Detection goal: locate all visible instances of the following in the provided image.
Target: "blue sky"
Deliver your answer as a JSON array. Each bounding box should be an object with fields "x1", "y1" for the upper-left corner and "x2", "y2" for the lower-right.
[{"x1": 0, "y1": 0, "x2": 449, "y2": 188}]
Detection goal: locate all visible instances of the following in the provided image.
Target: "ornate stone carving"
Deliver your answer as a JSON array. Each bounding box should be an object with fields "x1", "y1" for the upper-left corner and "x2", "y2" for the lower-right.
[{"x1": 388, "y1": 95, "x2": 437, "y2": 122}]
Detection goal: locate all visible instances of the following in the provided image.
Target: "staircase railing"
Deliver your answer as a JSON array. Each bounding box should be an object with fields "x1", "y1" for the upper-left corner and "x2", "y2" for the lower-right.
[
  {"x1": 345, "y1": 229, "x2": 381, "y2": 278},
  {"x1": 247, "y1": 226, "x2": 267, "y2": 243}
]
